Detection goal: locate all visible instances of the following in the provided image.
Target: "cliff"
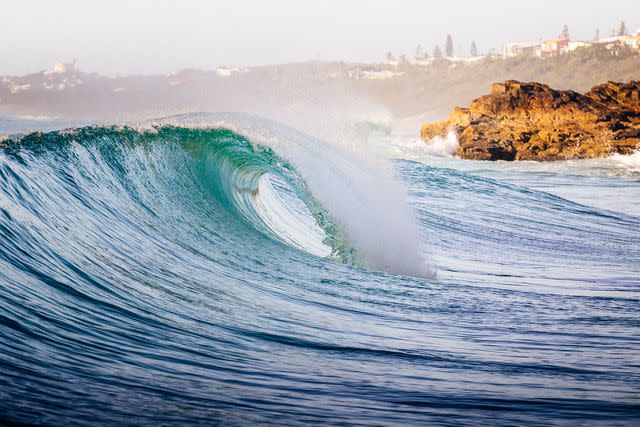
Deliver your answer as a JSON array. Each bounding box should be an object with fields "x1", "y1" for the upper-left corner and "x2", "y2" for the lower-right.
[{"x1": 421, "y1": 80, "x2": 640, "y2": 160}]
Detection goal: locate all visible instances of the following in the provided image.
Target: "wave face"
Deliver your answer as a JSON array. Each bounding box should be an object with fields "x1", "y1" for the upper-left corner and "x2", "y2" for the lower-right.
[{"x1": 1, "y1": 114, "x2": 640, "y2": 425}]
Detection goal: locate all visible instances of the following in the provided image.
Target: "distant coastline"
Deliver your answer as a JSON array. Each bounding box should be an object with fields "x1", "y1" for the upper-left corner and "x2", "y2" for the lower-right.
[{"x1": 2, "y1": 44, "x2": 639, "y2": 128}]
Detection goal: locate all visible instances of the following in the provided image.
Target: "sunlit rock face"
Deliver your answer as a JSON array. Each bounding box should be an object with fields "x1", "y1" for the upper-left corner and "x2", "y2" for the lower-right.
[{"x1": 421, "y1": 80, "x2": 640, "y2": 161}]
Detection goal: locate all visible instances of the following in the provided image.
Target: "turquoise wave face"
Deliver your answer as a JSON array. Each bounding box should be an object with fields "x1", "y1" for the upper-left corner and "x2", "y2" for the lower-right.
[
  {"x1": 0, "y1": 114, "x2": 639, "y2": 425},
  {"x1": 1, "y1": 124, "x2": 358, "y2": 264}
]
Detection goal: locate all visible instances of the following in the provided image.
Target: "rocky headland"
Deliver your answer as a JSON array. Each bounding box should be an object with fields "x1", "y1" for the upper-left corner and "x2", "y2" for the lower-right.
[{"x1": 421, "y1": 80, "x2": 640, "y2": 160}]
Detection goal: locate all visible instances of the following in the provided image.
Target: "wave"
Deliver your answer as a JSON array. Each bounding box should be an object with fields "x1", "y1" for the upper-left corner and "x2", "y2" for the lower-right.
[
  {"x1": 0, "y1": 124, "x2": 345, "y2": 263},
  {"x1": 0, "y1": 113, "x2": 432, "y2": 277}
]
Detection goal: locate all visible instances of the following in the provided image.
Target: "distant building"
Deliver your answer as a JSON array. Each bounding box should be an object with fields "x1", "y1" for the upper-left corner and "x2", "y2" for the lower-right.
[
  {"x1": 540, "y1": 38, "x2": 569, "y2": 57},
  {"x1": 596, "y1": 31, "x2": 640, "y2": 49},
  {"x1": 167, "y1": 72, "x2": 185, "y2": 87},
  {"x1": 215, "y1": 67, "x2": 248, "y2": 78},
  {"x1": 567, "y1": 41, "x2": 591, "y2": 53},
  {"x1": 503, "y1": 41, "x2": 541, "y2": 58},
  {"x1": 46, "y1": 60, "x2": 77, "y2": 75},
  {"x1": 347, "y1": 66, "x2": 404, "y2": 80},
  {"x1": 501, "y1": 30, "x2": 640, "y2": 60}
]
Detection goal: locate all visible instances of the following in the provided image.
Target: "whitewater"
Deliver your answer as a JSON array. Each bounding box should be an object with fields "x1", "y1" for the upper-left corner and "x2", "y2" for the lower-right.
[{"x1": 0, "y1": 113, "x2": 639, "y2": 426}]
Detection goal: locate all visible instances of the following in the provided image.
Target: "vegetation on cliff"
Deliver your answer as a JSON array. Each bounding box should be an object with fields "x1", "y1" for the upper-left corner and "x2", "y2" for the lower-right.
[{"x1": 360, "y1": 44, "x2": 640, "y2": 119}]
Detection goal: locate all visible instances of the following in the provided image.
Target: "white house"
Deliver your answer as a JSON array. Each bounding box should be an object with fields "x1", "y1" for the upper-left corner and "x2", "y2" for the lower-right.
[
  {"x1": 597, "y1": 33, "x2": 640, "y2": 49},
  {"x1": 567, "y1": 41, "x2": 592, "y2": 53},
  {"x1": 45, "y1": 60, "x2": 77, "y2": 75},
  {"x1": 503, "y1": 41, "x2": 541, "y2": 58},
  {"x1": 215, "y1": 67, "x2": 248, "y2": 78},
  {"x1": 347, "y1": 67, "x2": 404, "y2": 80}
]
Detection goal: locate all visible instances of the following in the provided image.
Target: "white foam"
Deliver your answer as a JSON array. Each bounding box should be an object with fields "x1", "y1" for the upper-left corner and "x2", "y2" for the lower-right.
[
  {"x1": 422, "y1": 130, "x2": 460, "y2": 157},
  {"x1": 275, "y1": 132, "x2": 435, "y2": 278},
  {"x1": 250, "y1": 174, "x2": 331, "y2": 258},
  {"x1": 609, "y1": 151, "x2": 640, "y2": 172}
]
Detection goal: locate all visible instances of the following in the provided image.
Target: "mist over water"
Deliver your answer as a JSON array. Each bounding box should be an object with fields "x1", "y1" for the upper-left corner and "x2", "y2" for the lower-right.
[{"x1": 285, "y1": 135, "x2": 433, "y2": 277}]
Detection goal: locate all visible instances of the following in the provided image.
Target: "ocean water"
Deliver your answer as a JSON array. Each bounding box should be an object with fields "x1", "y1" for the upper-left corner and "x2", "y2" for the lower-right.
[{"x1": 1, "y1": 114, "x2": 639, "y2": 426}]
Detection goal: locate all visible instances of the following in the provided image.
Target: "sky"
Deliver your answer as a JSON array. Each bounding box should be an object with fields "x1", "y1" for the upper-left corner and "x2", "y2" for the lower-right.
[{"x1": 2, "y1": 0, "x2": 638, "y2": 75}]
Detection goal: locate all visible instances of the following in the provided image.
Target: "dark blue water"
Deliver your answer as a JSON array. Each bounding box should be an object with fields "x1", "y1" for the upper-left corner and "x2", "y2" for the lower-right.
[{"x1": 1, "y1": 115, "x2": 639, "y2": 425}]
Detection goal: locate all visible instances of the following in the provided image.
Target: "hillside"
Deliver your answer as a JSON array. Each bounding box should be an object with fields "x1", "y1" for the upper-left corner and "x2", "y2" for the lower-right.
[
  {"x1": 1, "y1": 45, "x2": 639, "y2": 129},
  {"x1": 356, "y1": 45, "x2": 640, "y2": 121}
]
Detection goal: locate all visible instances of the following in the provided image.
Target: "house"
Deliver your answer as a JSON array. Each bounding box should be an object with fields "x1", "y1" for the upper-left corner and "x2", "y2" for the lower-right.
[
  {"x1": 540, "y1": 38, "x2": 569, "y2": 57},
  {"x1": 622, "y1": 34, "x2": 640, "y2": 49},
  {"x1": 45, "y1": 60, "x2": 77, "y2": 75},
  {"x1": 503, "y1": 41, "x2": 541, "y2": 58},
  {"x1": 567, "y1": 41, "x2": 592, "y2": 53},
  {"x1": 347, "y1": 66, "x2": 404, "y2": 80},
  {"x1": 215, "y1": 67, "x2": 248, "y2": 78},
  {"x1": 597, "y1": 32, "x2": 640, "y2": 50}
]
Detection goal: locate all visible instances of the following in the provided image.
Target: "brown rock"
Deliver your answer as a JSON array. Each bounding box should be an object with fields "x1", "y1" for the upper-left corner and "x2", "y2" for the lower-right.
[{"x1": 421, "y1": 80, "x2": 640, "y2": 160}]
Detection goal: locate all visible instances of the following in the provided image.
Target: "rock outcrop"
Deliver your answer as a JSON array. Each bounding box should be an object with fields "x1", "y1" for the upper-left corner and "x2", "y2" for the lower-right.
[{"x1": 421, "y1": 80, "x2": 640, "y2": 160}]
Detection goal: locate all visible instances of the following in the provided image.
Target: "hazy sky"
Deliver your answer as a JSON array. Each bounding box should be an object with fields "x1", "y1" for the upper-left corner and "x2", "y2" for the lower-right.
[{"x1": 2, "y1": 0, "x2": 638, "y2": 75}]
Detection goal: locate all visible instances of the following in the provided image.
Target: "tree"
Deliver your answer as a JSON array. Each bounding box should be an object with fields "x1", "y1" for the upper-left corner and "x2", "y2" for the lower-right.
[
  {"x1": 619, "y1": 21, "x2": 627, "y2": 36},
  {"x1": 433, "y1": 45, "x2": 443, "y2": 59},
  {"x1": 415, "y1": 44, "x2": 424, "y2": 59},
  {"x1": 594, "y1": 29, "x2": 600, "y2": 42},
  {"x1": 470, "y1": 41, "x2": 479, "y2": 57},
  {"x1": 561, "y1": 25, "x2": 569, "y2": 40},
  {"x1": 385, "y1": 51, "x2": 395, "y2": 63},
  {"x1": 445, "y1": 34, "x2": 454, "y2": 57}
]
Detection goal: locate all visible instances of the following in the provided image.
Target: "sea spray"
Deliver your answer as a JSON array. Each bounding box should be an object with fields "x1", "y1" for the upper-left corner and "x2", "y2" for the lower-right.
[
  {"x1": 280, "y1": 132, "x2": 435, "y2": 278},
  {"x1": 363, "y1": 130, "x2": 459, "y2": 162},
  {"x1": 422, "y1": 129, "x2": 459, "y2": 157},
  {"x1": 610, "y1": 150, "x2": 640, "y2": 173}
]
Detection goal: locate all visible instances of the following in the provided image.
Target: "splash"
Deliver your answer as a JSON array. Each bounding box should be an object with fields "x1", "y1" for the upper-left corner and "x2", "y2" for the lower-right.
[
  {"x1": 610, "y1": 150, "x2": 640, "y2": 173},
  {"x1": 422, "y1": 129, "x2": 459, "y2": 157}
]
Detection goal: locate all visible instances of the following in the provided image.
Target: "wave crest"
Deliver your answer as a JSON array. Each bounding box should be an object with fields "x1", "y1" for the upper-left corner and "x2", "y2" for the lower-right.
[{"x1": 1, "y1": 114, "x2": 433, "y2": 277}]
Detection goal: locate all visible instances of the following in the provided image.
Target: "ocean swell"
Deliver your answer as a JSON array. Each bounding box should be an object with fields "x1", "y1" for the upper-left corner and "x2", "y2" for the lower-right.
[{"x1": 1, "y1": 114, "x2": 639, "y2": 425}]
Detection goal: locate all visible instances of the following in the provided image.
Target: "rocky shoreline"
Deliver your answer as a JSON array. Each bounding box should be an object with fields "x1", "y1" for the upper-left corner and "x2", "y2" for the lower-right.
[{"x1": 421, "y1": 80, "x2": 640, "y2": 161}]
